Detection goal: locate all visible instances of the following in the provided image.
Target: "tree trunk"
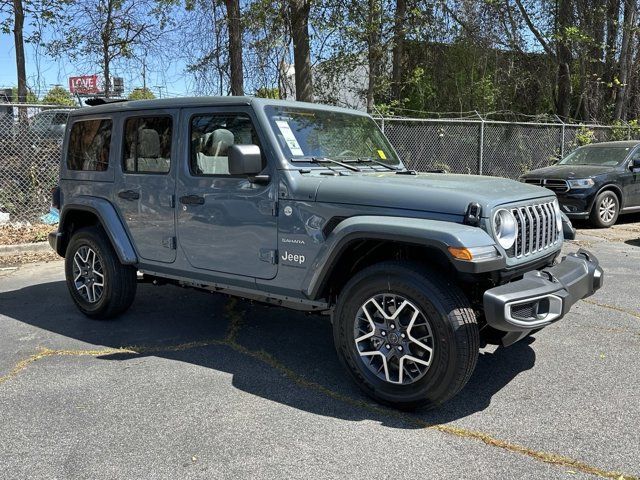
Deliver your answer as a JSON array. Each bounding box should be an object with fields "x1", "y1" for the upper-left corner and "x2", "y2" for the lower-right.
[
  {"x1": 628, "y1": 46, "x2": 640, "y2": 118},
  {"x1": 556, "y1": 0, "x2": 572, "y2": 119},
  {"x1": 614, "y1": 0, "x2": 637, "y2": 120},
  {"x1": 12, "y1": 0, "x2": 27, "y2": 122},
  {"x1": 288, "y1": 0, "x2": 313, "y2": 102},
  {"x1": 101, "y1": 0, "x2": 115, "y2": 98},
  {"x1": 604, "y1": 0, "x2": 620, "y2": 105},
  {"x1": 366, "y1": 0, "x2": 383, "y2": 113},
  {"x1": 225, "y1": 0, "x2": 244, "y2": 95},
  {"x1": 391, "y1": 0, "x2": 406, "y2": 100}
]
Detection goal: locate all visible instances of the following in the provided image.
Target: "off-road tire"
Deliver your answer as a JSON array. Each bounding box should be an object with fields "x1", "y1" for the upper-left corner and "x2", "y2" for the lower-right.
[
  {"x1": 65, "y1": 226, "x2": 137, "y2": 319},
  {"x1": 589, "y1": 190, "x2": 619, "y2": 228},
  {"x1": 333, "y1": 261, "x2": 479, "y2": 410}
]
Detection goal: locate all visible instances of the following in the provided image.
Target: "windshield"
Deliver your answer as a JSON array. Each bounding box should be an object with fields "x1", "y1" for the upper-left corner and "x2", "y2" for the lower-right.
[
  {"x1": 559, "y1": 145, "x2": 631, "y2": 166},
  {"x1": 264, "y1": 106, "x2": 401, "y2": 166}
]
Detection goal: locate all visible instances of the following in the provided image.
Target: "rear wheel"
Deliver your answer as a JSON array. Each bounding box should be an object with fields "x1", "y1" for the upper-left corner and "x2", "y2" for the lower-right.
[
  {"x1": 333, "y1": 262, "x2": 479, "y2": 410},
  {"x1": 589, "y1": 190, "x2": 619, "y2": 228},
  {"x1": 65, "y1": 226, "x2": 137, "y2": 319}
]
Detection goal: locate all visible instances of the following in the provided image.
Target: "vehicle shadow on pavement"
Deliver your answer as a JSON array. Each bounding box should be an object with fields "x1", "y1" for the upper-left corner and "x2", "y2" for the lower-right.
[
  {"x1": 573, "y1": 212, "x2": 640, "y2": 229},
  {"x1": 0, "y1": 280, "x2": 536, "y2": 427}
]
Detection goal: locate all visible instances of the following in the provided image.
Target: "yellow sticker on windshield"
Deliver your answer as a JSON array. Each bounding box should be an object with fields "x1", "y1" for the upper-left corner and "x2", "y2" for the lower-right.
[{"x1": 377, "y1": 149, "x2": 387, "y2": 160}]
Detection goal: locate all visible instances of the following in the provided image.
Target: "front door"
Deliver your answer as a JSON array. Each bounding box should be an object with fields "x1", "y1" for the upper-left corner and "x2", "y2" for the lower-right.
[
  {"x1": 114, "y1": 112, "x2": 177, "y2": 263},
  {"x1": 622, "y1": 149, "x2": 640, "y2": 208},
  {"x1": 176, "y1": 107, "x2": 278, "y2": 280}
]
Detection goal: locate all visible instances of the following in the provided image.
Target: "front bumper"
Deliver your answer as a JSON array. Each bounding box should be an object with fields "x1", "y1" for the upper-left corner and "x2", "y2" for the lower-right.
[
  {"x1": 483, "y1": 249, "x2": 603, "y2": 344},
  {"x1": 557, "y1": 190, "x2": 597, "y2": 219},
  {"x1": 48, "y1": 231, "x2": 65, "y2": 257}
]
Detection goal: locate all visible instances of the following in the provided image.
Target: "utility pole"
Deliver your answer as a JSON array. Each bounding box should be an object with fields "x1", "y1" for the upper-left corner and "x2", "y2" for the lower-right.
[
  {"x1": 154, "y1": 85, "x2": 164, "y2": 98},
  {"x1": 142, "y1": 58, "x2": 147, "y2": 91}
]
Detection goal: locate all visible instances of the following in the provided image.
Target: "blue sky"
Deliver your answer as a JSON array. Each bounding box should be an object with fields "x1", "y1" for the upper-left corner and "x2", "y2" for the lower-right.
[{"x1": 0, "y1": 28, "x2": 192, "y2": 98}]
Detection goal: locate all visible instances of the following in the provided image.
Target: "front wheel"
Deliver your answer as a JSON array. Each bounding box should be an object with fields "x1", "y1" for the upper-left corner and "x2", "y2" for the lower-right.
[
  {"x1": 333, "y1": 262, "x2": 479, "y2": 410},
  {"x1": 65, "y1": 226, "x2": 137, "y2": 319},
  {"x1": 589, "y1": 190, "x2": 619, "y2": 228}
]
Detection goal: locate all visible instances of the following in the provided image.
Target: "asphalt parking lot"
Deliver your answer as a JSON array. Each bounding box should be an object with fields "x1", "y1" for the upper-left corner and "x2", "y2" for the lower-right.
[{"x1": 1, "y1": 220, "x2": 639, "y2": 479}]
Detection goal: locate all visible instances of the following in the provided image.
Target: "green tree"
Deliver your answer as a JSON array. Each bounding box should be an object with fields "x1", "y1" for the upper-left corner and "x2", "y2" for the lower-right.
[
  {"x1": 128, "y1": 87, "x2": 156, "y2": 100},
  {"x1": 47, "y1": 0, "x2": 174, "y2": 97},
  {"x1": 254, "y1": 87, "x2": 279, "y2": 98},
  {"x1": 10, "y1": 86, "x2": 38, "y2": 103},
  {"x1": 42, "y1": 86, "x2": 75, "y2": 106}
]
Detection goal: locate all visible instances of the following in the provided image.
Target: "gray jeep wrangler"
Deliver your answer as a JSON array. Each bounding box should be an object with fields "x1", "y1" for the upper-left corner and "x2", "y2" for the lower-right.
[{"x1": 49, "y1": 97, "x2": 603, "y2": 409}]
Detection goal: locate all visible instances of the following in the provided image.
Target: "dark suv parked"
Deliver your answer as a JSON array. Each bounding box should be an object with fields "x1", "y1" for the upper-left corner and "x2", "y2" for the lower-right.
[
  {"x1": 29, "y1": 109, "x2": 71, "y2": 140},
  {"x1": 520, "y1": 141, "x2": 640, "y2": 227},
  {"x1": 49, "y1": 97, "x2": 603, "y2": 409}
]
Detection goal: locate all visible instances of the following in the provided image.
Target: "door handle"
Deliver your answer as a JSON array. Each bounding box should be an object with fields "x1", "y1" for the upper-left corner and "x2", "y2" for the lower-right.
[
  {"x1": 180, "y1": 195, "x2": 205, "y2": 205},
  {"x1": 118, "y1": 190, "x2": 140, "y2": 200}
]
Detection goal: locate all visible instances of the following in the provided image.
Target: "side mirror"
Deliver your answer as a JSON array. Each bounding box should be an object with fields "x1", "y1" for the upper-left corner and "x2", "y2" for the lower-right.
[
  {"x1": 630, "y1": 158, "x2": 640, "y2": 172},
  {"x1": 228, "y1": 144, "x2": 263, "y2": 176}
]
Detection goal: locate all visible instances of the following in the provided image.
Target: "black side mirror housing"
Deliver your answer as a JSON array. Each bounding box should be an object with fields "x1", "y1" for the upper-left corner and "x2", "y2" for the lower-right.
[
  {"x1": 228, "y1": 144, "x2": 263, "y2": 176},
  {"x1": 630, "y1": 158, "x2": 640, "y2": 172}
]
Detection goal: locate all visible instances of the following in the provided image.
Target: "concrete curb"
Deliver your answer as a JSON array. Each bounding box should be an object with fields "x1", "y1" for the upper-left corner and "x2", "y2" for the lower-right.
[{"x1": 0, "y1": 242, "x2": 52, "y2": 256}]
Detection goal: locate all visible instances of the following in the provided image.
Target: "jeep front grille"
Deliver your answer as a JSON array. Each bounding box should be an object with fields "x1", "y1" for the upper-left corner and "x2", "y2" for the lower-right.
[{"x1": 511, "y1": 201, "x2": 559, "y2": 258}]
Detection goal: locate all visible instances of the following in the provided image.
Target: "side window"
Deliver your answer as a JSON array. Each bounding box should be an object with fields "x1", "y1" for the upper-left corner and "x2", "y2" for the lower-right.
[
  {"x1": 190, "y1": 113, "x2": 263, "y2": 176},
  {"x1": 67, "y1": 119, "x2": 112, "y2": 171},
  {"x1": 123, "y1": 116, "x2": 172, "y2": 174}
]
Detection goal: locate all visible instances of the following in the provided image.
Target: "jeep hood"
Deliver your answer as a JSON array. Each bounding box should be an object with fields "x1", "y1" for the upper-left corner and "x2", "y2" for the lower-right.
[
  {"x1": 522, "y1": 164, "x2": 615, "y2": 179},
  {"x1": 312, "y1": 172, "x2": 553, "y2": 217}
]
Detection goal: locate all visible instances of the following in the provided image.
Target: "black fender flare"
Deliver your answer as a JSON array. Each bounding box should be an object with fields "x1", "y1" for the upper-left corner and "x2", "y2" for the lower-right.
[
  {"x1": 302, "y1": 215, "x2": 503, "y2": 300},
  {"x1": 57, "y1": 196, "x2": 137, "y2": 265}
]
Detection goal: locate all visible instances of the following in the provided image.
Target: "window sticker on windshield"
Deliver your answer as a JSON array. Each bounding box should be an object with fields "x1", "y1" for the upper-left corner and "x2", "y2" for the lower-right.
[
  {"x1": 275, "y1": 120, "x2": 304, "y2": 156},
  {"x1": 377, "y1": 149, "x2": 387, "y2": 160}
]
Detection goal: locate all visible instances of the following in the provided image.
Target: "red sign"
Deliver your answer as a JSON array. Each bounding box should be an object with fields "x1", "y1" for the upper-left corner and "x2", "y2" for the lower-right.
[{"x1": 69, "y1": 75, "x2": 101, "y2": 94}]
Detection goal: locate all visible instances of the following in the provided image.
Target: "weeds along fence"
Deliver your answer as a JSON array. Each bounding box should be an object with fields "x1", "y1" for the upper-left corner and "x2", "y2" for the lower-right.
[
  {"x1": 0, "y1": 103, "x2": 637, "y2": 225},
  {"x1": 0, "y1": 103, "x2": 76, "y2": 225},
  {"x1": 375, "y1": 115, "x2": 640, "y2": 178}
]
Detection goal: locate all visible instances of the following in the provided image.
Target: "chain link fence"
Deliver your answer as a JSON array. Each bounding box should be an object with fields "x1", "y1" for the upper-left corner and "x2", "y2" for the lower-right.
[
  {"x1": 0, "y1": 104, "x2": 76, "y2": 225},
  {"x1": 1, "y1": 104, "x2": 638, "y2": 225},
  {"x1": 378, "y1": 116, "x2": 640, "y2": 179}
]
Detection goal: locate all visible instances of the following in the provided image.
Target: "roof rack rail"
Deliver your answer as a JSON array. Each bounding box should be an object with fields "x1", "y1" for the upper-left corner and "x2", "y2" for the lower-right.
[{"x1": 85, "y1": 97, "x2": 128, "y2": 106}]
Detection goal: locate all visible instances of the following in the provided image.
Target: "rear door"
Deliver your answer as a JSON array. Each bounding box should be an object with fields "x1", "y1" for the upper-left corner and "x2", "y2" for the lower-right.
[
  {"x1": 175, "y1": 106, "x2": 278, "y2": 279},
  {"x1": 113, "y1": 111, "x2": 177, "y2": 263}
]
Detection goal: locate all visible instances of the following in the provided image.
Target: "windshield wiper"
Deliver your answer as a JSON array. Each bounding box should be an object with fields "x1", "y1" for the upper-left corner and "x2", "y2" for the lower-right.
[
  {"x1": 343, "y1": 156, "x2": 420, "y2": 174},
  {"x1": 291, "y1": 156, "x2": 361, "y2": 172},
  {"x1": 345, "y1": 157, "x2": 399, "y2": 171}
]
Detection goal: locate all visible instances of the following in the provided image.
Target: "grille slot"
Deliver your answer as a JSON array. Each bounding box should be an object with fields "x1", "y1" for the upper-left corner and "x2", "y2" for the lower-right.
[
  {"x1": 523, "y1": 178, "x2": 569, "y2": 193},
  {"x1": 543, "y1": 179, "x2": 569, "y2": 193},
  {"x1": 510, "y1": 201, "x2": 559, "y2": 258},
  {"x1": 523, "y1": 178, "x2": 543, "y2": 186}
]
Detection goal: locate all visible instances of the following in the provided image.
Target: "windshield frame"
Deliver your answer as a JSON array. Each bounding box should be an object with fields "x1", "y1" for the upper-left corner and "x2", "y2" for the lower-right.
[
  {"x1": 558, "y1": 144, "x2": 634, "y2": 167},
  {"x1": 261, "y1": 104, "x2": 404, "y2": 170}
]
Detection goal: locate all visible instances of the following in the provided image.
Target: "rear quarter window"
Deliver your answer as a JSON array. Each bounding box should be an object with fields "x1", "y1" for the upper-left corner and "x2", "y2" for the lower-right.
[{"x1": 67, "y1": 119, "x2": 112, "y2": 171}]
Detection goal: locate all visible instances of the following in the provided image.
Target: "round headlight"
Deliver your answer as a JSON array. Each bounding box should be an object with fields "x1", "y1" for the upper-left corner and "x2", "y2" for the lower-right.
[{"x1": 493, "y1": 209, "x2": 518, "y2": 249}]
